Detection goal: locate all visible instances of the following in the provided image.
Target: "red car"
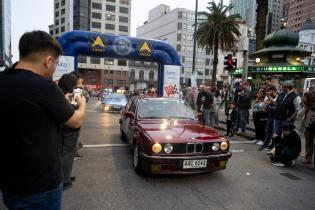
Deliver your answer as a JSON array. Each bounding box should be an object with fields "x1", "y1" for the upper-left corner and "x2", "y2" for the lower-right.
[{"x1": 119, "y1": 97, "x2": 232, "y2": 174}]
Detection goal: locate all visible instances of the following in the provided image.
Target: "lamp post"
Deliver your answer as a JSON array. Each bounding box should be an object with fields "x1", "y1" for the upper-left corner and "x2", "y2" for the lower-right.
[{"x1": 192, "y1": 0, "x2": 198, "y2": 75}]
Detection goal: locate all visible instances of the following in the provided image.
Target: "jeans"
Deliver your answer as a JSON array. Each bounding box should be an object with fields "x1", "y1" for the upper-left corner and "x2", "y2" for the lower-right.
[
  {"x1": 263, "y1": 118, "x2": 275, "y2": 147},
  {"x1": 274, "y1": 119, "x2": 286, "y2": 136},
  {"x1": 203, "y1": 109, "x2": 210, "y2": 126},
  {"x1": 237, "y1": 108, "x2": 248, "y2": 132},
  {"x1": 62, "y1": 130, "x2": 79, "y2": 184},
  {"x1": 2, "y1": 183, "x2": 62, "y2": 210}
]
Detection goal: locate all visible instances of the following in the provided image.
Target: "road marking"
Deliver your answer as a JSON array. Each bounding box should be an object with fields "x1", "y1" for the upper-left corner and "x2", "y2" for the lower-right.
[
  {"x1": 230, "y1": 149, "x2": 245, "y2": 153},
  {"x1": 230, "y1": 140, "x2": 254, "y2": 144},
  {"x1": 83, "y1": 144, "x2": 129, "y2": 148}
]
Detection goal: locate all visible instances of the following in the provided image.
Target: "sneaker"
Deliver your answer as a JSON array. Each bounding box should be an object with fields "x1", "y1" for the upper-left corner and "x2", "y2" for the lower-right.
[
  {"x1": 289, "y1": 160, "x2": 296, "y2": 167},
  {"x1": 63, "y1": 182, "x2": 73, "y2": 191},
  {"x1": 272, "y1": 162, "x2": 285, "y2": 167},
  {"x1": 236, "y1": 130, "x2": 242, "y2": 134},
  {"x1": 74, "y1": 157, "x2": 81, "y2": 161},
  {"x1": 266, "y1": 150, "x2": 273, "y2": 155},
  {"x1": 256, "y1": 140, "x2": 264, "y2": 146},
  {"x1": 75, "y1": 152, "x2": 84, "y2": 158},
  {"x1": 263, "y1": 147, "x2": 271, "y2": 151},
  {"x1": 251, "y1": 139, "x2": 258, "y2": 143}
]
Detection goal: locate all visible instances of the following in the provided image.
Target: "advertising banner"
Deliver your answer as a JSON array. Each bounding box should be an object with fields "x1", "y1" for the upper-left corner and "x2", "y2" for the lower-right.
[
  {"x1": 163, "y1": 65, "x2": 180, "y2": 98},
  {"x1": 53, "y1": 56, "x2": 75, "y2": 81}
]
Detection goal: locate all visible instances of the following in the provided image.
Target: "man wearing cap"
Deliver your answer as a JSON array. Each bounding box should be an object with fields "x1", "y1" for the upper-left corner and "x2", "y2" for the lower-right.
[{"x1": 274, "y1": 80, "x2": 301, "y2": 136}]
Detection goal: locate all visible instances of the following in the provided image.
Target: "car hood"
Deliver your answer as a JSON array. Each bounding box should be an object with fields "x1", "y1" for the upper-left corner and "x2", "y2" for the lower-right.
[
  {"x1": 138, "y1": 120, "x2": 223, "y2": 143},
  {"x1": 103, "y1": 100, "x2": 127, "y2": 106}
]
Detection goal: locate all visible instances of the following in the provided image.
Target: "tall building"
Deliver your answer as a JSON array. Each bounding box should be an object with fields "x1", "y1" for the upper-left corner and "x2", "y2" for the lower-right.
[
  {"x1": 49, "y1": 0, "x2": 132, "y2": 90},
  {"x1": 287, "y1": 0, "x2": 315, "y2": 33},
  {"x1": 298, "y1": 19, "x2": 315, "y2": 65},
  {"x1": 0, "y1": 0, "x2": 12, "y2": 68},
  {"x1": 230, "y1": 0, "x2": 256, "y2": 38},
  {"x1": 137, "y1": 5, "x2": 215, "y2": 86}
]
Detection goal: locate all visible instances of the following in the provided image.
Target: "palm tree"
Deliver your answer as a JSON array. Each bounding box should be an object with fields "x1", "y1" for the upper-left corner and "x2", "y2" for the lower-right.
[
  {"x1": 255, "y1": 0, "x2": 268, "y2": 50},
  {"x1": 195, "y1": 0, "x2": 241, "y2": 85}
]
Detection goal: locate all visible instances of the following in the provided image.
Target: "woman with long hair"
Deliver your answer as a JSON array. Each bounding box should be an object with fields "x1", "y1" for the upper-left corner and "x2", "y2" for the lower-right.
[{"x1": 252, "y1": 89, "x2": 268, "y2": 146}]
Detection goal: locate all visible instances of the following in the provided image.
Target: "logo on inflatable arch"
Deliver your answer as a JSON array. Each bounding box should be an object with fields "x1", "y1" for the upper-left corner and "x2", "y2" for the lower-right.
[
  {"x1": 138, "y1": 41, "x2": 152, "y2": 57},
  {"x1": 113, "y1": 37, "x2": 132, "y2": 56},
  {"x1": 90, "y1": 36, "x2": 106, "y2": 52}
]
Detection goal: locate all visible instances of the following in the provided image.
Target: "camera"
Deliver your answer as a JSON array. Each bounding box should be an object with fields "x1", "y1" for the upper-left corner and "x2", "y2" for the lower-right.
[{"x1": 71, "y1": 88, "x2": 83, "y2": 106}]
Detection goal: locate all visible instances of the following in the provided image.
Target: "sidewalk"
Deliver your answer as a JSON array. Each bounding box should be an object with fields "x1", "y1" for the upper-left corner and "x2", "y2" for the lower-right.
[{"x1": 216, "y1": 109, "x2": 306, "y2": 157}]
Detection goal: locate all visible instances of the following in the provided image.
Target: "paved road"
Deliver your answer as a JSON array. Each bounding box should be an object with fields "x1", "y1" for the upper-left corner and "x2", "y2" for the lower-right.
[{"x1": 1, "y1": 98, "x2": 314, "y2": 210}]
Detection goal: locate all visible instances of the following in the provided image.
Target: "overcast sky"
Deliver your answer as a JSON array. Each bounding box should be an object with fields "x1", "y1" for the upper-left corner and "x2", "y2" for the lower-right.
[{"x1": 11, "y1": 0, "x2": 229, "y2": 62}]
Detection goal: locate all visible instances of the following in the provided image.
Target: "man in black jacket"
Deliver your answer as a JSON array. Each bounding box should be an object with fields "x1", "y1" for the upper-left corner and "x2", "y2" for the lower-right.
[
  {"x1": 236, "y1": 82, "x2": 252, "y2": 133},
  {"x1": 196, "y1": 85, "x2": 213, "y2": 126},
  {"x1": 274, "y1": 80, "x2": 301, "y2": 136}
]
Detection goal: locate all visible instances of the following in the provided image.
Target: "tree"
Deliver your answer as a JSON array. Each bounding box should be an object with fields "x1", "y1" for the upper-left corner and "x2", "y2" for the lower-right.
[
  {"x1": 255, "y1": 0, "x2": 268, "y2": 50},
  {"x1": 195, "y1": 0, "x2": 241, "y2": 85}
]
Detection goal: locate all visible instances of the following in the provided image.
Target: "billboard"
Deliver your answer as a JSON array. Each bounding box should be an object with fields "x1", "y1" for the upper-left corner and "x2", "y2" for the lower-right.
[
  {"x1": 163, "y1": 65, "x2": 180, "y2": 98},
  {"x1": 53, "y1": 56, "x2": 75, "y2": 81}
]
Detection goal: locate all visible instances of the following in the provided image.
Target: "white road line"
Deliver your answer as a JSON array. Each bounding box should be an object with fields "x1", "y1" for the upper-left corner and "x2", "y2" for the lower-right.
[
  {"x1": 83, "y1": 144, "x2": 129, "y2": 148},
  {"x1": 230, "y1": 149, "x2": 245, "y2": 153},
  {"x1": 230, "y1": 140, "x2": 254, "y2": 144}
]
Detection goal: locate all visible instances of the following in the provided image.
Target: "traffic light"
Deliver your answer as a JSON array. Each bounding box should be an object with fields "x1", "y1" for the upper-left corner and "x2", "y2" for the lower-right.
[
  {"x1": 224, "y1": 54, "x2": 233, "y2": 71},
  {"x1": 232, "y1": 58, "x2": 237, "y2": 71}
]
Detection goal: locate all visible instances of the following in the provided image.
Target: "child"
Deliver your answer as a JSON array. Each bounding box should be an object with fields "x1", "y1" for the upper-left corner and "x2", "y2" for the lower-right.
[
  {"x1": 225, "y1": 101, "x2": 237, "y2": 137},
  {"x1": 270, "y1": 122, "x2": 301, "y2": 167}
]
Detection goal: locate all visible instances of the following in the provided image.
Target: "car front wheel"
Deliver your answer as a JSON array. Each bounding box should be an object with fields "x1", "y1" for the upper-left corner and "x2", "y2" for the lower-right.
[{"x1": 133, "y1": 145, "x2": 144, "y2": 174}]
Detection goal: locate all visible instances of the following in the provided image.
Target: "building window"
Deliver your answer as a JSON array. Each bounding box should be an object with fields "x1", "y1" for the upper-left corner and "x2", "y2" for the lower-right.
[
  {"x1": 117, "y1": 80, "x2": 126, "y2": 87},
  {"x1": 139, "y1": 70, "x2": 144, "y2": 81},
  {"x1": 104, "y1": 58, "x2": 114, "y2": 65},
  {"x1": 205, "y1": 58, "x2": 210, "y2": 65},
  {"x1": 107, "y1": 0, "x2": 116, "y2": 2},
  {"x1": 105, "y1": 14, "x2": 115, "y2": 21},
  {"x1": 77, "y1": 55, "x2": 86, "y2": 63},
  {"x1": 55, "y1": 11, "x2": 59, "y2": 17},
  {"x1": 92, "y1": 2, "x2": 102, "y2": 9},
  {"x1": 55, "y1": 19, "x2": 59, "y2": 25},
  {"x1": 119, "y1": 0, "x2": 129, "y2": 5},
  {"x1": 104, "y1": 70, "x2": 108, "y2": 74},
  {"x1": 205, "y1": 69, "x2": 210, "y2": 76},
  {"x1": 177, "y1": 33, "x2": 182, "y2": 41},
  {"x1": 118, "y1": 59, "x2": 127, "y2": 66},
  {"x1": 176, "y1": 44, "x2": 181, "y2": 52},
  {"x1": 61, "y1": 9, "x2": 65, "y2": 15},
  {"x1": 55, "y1": 2, "x2": 59, "y2": 9},
  {"x1": 178, "y1": 11, "x2": 183, "y2": 19},
  {"x1": 197, "y1": 68, "x2": 203, "y2": 75},
  {"x1": 90, "y1": 57, "x2": 101, "y2": 64},
  {"x1": 106, "y1": 24, "x2": 115, "y2": 30},
  {"x1": 110, "y1": 70, "x2": 114, "y2": 74},
  {"x1": 119, "y1": 25, "x2": 128, "y2": 32},
  {"x1": 55, "y1": 28, "x2": 59, "y2": 34},
  {"x1": 106, "y1": 5, "x2": 116, "y2": 12},
  {"x1": 61, "y1": 17, "x2": 65, "y2": 24},
  {"x1": 104, "y1": 79, "x2": 113, "y2": 88},
  {"x1": 182, "y1": 56, "x2": 185, "y2": 63},
  {"x1": 119, "y1": 16, "x2": 128, "y2": 23},
  {"x1": 177, "y1": 22, "x2": 182, "y2": 30},
  {"x1": 122, "y1": 71, "x2": 127, "y2": 75},
  {"x1": 119, "y1": 7, "x2": 129, "y2": 14},
  {"x1": 61, "y1": 26, "x2": 65, "y2": 32},
  {"x1": 130, "y1": 69, "x2": 135, "y2": 80},
  {"x1": 92, "y1": 12, "x2": 102, "y2": 19},
  {"x1": 50, "y1": 30, "x2": 54, "y2": 35},
  {"x1": 149, "y1": 71, "x2": 154, "y2": 81},
  {"x1": 181, "y1": 67, "x2": 184, "y2": 74},
  {"x1": 92, "y1": 22, "x2": 101, "y2": 29},
  {"x1": 61, "y1": 0, "x2": 65, "y2": 6}
]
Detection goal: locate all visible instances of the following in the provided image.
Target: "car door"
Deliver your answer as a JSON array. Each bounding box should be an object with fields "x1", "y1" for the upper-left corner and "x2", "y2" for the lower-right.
[{"x1": 123, "y1": 98, "x2": 138, "y2": 143}]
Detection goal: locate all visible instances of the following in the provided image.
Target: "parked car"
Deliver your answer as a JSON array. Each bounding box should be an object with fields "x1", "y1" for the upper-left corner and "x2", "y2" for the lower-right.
[
  {"x1": 102, "y1": 93, "x2": 127, "y2": 112},
  {"x1": 119, "y1": 97, "x2": 232, "y2": 175}
]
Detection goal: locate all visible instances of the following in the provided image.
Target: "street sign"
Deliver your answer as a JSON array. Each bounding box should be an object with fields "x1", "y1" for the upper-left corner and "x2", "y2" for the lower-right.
[{"x1": 53, "y1": 56, "x2": 75, "y2": 81}]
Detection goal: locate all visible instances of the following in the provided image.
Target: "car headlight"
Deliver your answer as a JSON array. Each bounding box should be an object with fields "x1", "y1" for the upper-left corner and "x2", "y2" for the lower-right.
[
  {"x1": 152, "y1": 143, "x2": 162, "y2": 153},
  {"x1": 164, "y1": 143, "x2": 173, "y2": 153},
  {"x1": 220, "y1": 141, "x2": 229, "y2": 150},
  {"x1": 212, "y1": 143, "x2": 220, "y2": 151},
  {"x1": 104, "y1": 106, "x2": 110, "y2": 111}
]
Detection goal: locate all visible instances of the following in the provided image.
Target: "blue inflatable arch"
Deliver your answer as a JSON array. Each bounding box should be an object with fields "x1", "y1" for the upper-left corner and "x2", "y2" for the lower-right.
[{"x1": 58, "y1": 30, "x2": 181, "y2": 96}]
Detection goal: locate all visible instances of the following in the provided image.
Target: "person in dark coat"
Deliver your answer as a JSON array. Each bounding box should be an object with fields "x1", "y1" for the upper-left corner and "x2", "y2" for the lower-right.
[
  {"x1": 270, "y1": 122, "x2": 301, "y2": 167},
  {"x1": 225, "y1": 101, "x2": 237, "y2": 137}
]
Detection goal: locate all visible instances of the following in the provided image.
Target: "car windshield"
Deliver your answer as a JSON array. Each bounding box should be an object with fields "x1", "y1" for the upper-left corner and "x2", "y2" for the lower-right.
[
  {"x1": 104, "y1": 94, "x2": 127, "y2": 102},
  {"x1": 138, "y1": 99, "x2": 196, "y2": 120}
]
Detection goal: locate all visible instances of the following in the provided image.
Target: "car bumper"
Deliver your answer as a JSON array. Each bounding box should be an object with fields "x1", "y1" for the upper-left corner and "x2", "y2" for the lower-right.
[{"x1": 139, "y1": 152, "x2": 232, "y2": 174}]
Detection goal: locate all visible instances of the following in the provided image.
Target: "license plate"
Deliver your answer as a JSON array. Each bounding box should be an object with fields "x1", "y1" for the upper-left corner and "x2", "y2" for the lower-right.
[{"x1": 183, "y1": 159, "x2": 207, "y2": 169}]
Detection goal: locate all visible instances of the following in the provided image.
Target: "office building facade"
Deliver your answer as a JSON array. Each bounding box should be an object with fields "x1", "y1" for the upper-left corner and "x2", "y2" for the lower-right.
[{"x1": 49, "y1": 0, "x2": 132, "y2": 90}]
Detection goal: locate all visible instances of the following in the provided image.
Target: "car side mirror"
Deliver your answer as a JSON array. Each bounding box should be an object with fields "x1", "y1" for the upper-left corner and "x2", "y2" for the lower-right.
[{"x1": 125, "y1": 111, "x2": 135, "y2": 120}]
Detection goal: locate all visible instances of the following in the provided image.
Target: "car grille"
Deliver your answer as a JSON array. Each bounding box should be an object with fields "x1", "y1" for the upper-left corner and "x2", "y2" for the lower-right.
[{"x1": 186, "y1": 143, "x2": 203, "y2": 153}]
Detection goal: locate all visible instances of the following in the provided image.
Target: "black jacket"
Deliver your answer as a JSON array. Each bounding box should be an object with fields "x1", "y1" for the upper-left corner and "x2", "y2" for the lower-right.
[
  {"x1": 196, "y1": 91, "x2": 213, "y2": 110},
  {"x1": 237, "y1": 88, "x2": 252, "y2": 109},
  {"x1": 274, "y1": 131, "x2": 301, "y2": 159}
]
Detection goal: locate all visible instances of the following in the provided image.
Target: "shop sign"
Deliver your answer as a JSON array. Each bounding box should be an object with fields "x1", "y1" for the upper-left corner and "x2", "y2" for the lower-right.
[
  {"x1": 233, "y1": 68, "x2": 243, "y2": 75},
  {"x1": 304, "y1": 66, "x2": 315, "y2": 73},
  {"x1": 250, "y1": 66, "x2": 302, "y2": 73}
]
